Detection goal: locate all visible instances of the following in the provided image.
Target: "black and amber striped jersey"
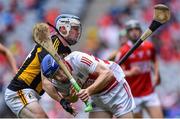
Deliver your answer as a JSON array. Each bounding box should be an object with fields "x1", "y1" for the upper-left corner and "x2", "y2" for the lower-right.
[{"x1": 8, "y1": 34, "x2": 71, "y2": 96}]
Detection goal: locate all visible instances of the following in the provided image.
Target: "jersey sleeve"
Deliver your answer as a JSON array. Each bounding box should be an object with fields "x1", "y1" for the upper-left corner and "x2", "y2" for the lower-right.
[{"x1": 74, "y1": 52, "x2": 98, "y2": 74}]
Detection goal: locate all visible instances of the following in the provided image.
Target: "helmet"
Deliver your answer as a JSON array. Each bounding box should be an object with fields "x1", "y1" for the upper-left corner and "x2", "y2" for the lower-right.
[
  {"x1": 125, "y1": 19, "x2": 141, "y2": 31},
  {"x1": 55, "y1": 14, "x2": 82, "y2": 45},
  {"x1": 41, "y1": 54, "x2": 59, "y2": 78}
]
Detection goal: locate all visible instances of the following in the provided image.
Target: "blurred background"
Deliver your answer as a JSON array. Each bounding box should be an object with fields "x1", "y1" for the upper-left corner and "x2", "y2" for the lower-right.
[{"x1": 0, "y1": 0, "x2": 180, "y2": 118}]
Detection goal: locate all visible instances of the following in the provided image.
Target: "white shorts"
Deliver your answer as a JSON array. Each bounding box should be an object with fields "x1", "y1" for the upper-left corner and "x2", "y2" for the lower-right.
[
  {"x1": 133, "y1": 92, "x2": 161, "y2": 113},
  {"x1": 91, "y1": 79, "x2": 136, "y2": 117},
  {"x1": 4, "y1": 88, "x2": 40, "y2": 117}
]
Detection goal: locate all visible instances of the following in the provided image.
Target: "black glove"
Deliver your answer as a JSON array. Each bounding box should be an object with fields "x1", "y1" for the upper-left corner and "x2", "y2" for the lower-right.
[{"x1": 60, "y1": 98, "x2": 74, "y2": 115}]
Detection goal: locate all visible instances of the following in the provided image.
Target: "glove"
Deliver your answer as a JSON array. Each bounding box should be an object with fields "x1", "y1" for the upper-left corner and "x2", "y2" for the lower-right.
[{"x1": 60, "y1": 98, "x2": 74, "y2": 115}]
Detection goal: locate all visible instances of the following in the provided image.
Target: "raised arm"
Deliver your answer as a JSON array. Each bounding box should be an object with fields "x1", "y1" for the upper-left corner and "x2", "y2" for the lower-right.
[{"x1": 0, "y1": 43, "x2": 17, "y2": 74}]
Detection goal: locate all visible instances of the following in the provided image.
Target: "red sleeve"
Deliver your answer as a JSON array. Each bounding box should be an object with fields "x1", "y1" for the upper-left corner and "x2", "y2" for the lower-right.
[{"x1": 115, "y1": 45, "x2": 129, "y2": 63}]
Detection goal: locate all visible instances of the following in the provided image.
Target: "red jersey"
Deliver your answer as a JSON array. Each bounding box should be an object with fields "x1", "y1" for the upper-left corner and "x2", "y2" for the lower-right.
[{"x1": 116, "y1": 41, "x2": 156, "y2": 97}]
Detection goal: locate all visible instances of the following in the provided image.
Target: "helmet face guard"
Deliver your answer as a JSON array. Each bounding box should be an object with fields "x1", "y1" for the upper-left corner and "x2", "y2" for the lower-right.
[
  {"x1": 55, "y1": 14, "x2": 82, "y2": 45},
  {"x1": 65, "y1": 24, "x2": 82, "y2": 45}
]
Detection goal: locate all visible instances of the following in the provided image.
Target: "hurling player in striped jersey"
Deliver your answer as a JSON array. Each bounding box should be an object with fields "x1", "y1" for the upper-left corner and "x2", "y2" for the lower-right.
[{"x1": 41, "y1": 51, "x2": 136, "y2": 118}]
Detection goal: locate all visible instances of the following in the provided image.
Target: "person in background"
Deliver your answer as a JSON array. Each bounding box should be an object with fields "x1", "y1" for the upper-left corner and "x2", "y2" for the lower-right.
[
  {"x1": 108, "y1": 29, "x2": 128, "y2": 61},
  {"x1": 115, "y1": 19, "x2": 163, "y2": 118}
]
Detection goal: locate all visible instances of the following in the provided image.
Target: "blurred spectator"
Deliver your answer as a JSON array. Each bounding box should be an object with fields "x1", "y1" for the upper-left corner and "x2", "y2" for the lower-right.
[
  {"x1": 44, "y1": 8, "x2": 59, "y2": 25},
  {"x1": 107, "y1": 29, "x2": 128, "y2": 61},
  {"x1": 81, "y1": 27, "x2": 100, "y2": 56}
]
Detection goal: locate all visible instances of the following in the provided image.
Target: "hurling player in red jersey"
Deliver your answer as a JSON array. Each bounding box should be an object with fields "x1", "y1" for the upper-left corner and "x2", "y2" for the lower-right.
[{"x1": 115, "y1": 20, "x2": 163, "y2": 118}]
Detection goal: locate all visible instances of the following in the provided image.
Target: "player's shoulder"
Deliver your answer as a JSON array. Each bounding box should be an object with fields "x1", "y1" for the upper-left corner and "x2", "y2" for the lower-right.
[
  {"x1": 69, "y1": 51, "x2": 87, "y2": 57},
  {"x1": 65, "y1": 51, "x2": 84, "y2": 65},
  {"x1": 119, "y1": 41, "x2": 131, "y2": 52},
  {"x1": 67, "y1": 51, "x2": 92, "y2": 61},
  {"x1": 143, "y1": 40, "x2": 154, "y2": 48}
]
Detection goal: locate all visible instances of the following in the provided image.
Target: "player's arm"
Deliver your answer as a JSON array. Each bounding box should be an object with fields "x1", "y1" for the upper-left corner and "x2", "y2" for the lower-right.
[
  {"x1": 75, "y1": 52, "x2": 114, "y2": 101},
  {"x1": 107, "y1": 50, "x2": 118, "y2": 61},
  {"x1": 153, "y1": 59, "x2": 160, "y2": 86},
  {"x1": 151, "y1": 46, "x2": 161, "y2": 86},
  {"x1": 115, "y1": 50, "x2": 141, "y2": 77},
  {"x1": 78, "y1": 63, "x2": 114, "y2": 102},
  {"x1": 123, "y1": 65, "x2": 141, "y2": 77},
  {"x1": 41, "y1": 71, "x2": 63, "y2": 102},
  {"x1": 0, "y1": 43, "x2": 17, "y2": 74},
  {"x1": 41, "y1": 71, "x2": 76, "y2": 116},
  {"x1": 87, "y1": 63, "x2": 114, "y2": 95}
]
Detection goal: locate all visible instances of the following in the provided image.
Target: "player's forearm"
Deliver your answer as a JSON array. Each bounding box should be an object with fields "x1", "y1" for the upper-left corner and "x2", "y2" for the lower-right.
[
  {"x1": 87, "y1": 70, "x2": 114, "y2": 95},
  {"x1": 42, "y1": 78, "x2": 63, "y2": 102},
  {"x1": 154, "y1": 59, "x2": 161, "y2": 85},
  {"x1": 154, "y1": 59, "x2": 159, "y2": 76},
  {"x1": 5, "y1": 50, "x2": 17, "y2": 74},
  {"x1": 108, "y1": 50, "x2": 117, "y2": 61}
]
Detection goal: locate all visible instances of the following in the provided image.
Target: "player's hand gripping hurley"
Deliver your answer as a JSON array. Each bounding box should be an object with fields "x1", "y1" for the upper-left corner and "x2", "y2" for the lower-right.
[
  {"x1": 118, "y1": 4, "x2": 170, "y2": 65},
  {"x1": 32, "y1": 23, "x2": 93, "y2": 112}
]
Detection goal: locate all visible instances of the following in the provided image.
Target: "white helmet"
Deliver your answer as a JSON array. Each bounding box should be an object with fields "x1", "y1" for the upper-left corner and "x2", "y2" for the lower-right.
[
  {"x1": 125, "y1": 19, "x2": 141, "y2": 31},
  {"x1": 55, "y1": 14, "x2": 82, "y2": 45}
]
